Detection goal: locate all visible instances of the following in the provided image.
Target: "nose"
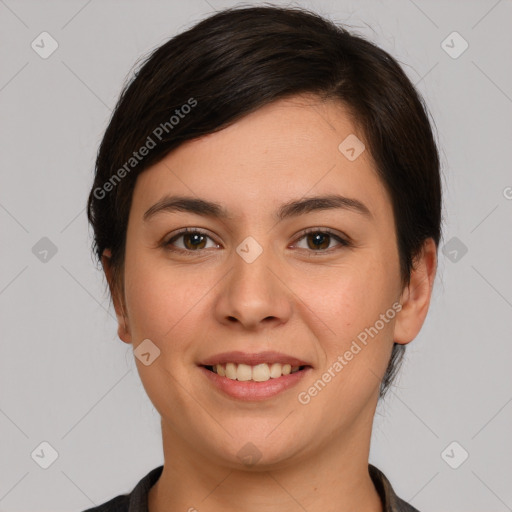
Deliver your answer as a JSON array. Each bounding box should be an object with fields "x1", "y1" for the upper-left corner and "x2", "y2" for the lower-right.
[{"x1": 213, "y1": 236, "x2": 293, "y2": 330}]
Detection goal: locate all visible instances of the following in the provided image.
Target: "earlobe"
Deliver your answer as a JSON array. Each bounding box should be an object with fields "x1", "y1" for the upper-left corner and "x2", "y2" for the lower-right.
[
  {"x1": 116, "y1": 317, "x2": 132, "y2": 345},
  {"x1": 393, "y1": 238, "x2": 437, "y2": 345},
  {"x1": 101, "y1": 248, "x2": 132, "y2": 344}
]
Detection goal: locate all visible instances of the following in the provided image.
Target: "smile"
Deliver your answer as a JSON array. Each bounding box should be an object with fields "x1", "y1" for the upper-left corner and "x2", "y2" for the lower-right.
[
  {"x1": 205, "y1": 362, "x2": 306, "y2": 382},
  {"x1": 199, "y1": 364, "x2": 312, "y2": 401}
]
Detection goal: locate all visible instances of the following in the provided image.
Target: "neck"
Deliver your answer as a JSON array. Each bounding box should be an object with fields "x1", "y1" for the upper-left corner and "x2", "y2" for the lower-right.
[{"x1": 148, "y1": 405, "x2": 382, "y2": 512}]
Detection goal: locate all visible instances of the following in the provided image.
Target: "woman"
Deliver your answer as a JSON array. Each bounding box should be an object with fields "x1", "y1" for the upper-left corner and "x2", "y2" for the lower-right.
[{"x1": 85, "y1": 5, "x2": 441, "y2": 511}]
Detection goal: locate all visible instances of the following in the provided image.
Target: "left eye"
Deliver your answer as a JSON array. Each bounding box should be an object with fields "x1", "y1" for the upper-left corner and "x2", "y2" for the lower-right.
[{"x1": 293, "y1": 229, "x2": 350, "y2": 252}]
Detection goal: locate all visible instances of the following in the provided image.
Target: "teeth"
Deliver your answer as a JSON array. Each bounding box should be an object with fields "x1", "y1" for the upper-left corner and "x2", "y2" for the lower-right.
[
  {"x1": 252, "y1": 363, "x2": 270, "y2": 382},
  {"x1": 211, "y1": 362, "x2": 301, "y2": 382},
  {"x1": 237, "y1": 363, "x2": 252, "y2": 381},
  {"x1": 269, "y1": 362, "x2": 283, "y2": 378},
  {"x1": 225, "y1": 362, "x2": 237, "y2": 379}
]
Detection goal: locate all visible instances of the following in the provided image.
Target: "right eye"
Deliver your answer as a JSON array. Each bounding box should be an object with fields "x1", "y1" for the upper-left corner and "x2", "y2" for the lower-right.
[{"x1": 163, "y1": 228, "x2": 220, "y2": 254}]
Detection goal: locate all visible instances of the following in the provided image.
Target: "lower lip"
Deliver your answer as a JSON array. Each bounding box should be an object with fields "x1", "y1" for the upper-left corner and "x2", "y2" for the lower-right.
[{"x1": 199, "y1": 366, "x2": 312, "y2": 401}]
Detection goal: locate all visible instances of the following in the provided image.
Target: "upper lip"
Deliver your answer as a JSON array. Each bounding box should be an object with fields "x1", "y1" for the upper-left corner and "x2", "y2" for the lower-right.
[{"x1": 199, "y1": 351, "x2": 312, "y2": 368}]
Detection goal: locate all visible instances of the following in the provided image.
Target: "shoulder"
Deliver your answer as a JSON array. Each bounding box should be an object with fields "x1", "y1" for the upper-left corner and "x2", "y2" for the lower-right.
[
  {"x1": 369, "y1": 464, "x2": 421, "y2": 512},
  {"x1": 81, "y1": 494, "x2": 129, "y2": 512},
  {"x1": 80, "y1": 465, "x2": 164, "y2": 512}
]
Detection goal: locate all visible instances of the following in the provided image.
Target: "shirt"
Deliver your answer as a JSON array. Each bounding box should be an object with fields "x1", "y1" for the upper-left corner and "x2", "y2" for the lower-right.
[{"x1": 82, "y1": 464, "x2": 420, "y2": 512}]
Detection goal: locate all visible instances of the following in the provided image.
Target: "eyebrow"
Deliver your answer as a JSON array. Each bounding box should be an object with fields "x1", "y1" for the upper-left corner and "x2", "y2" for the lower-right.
[{"x1": 143, "y1": 194, "x2": 373, "y2": 222}]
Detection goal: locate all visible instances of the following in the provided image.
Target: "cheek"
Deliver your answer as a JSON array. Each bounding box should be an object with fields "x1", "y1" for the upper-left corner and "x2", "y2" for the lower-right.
[
  {"x1": 308, "y1": 258, "x2": 398, "y2": 360},
  {"x1": 123, "y1": 251, "x2": 225, "y2": 354},
  {"x1": 123, "y1": 254, "x2": 191, "y2": 341},
  {"x1": 313, "y1": 257, "x2": 393, "y2": 319}
]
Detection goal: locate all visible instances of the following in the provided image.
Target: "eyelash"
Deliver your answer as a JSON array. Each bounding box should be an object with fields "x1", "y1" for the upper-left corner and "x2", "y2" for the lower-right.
[{"x1": 162, "y1": 227, "x2": 352, "y2": 256}]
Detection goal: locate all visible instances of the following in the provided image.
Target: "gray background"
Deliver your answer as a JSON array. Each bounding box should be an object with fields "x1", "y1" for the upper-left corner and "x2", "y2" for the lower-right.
[{"x1": 1, "y1": 0, "x2": 511, "y2": 510}]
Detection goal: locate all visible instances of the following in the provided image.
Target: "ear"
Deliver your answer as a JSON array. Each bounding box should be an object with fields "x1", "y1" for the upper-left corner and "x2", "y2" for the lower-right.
[
  {"x1": 101, "y1": 249, "x2": 132, "y2": 344},
  {"x1": 394, "y1": 238, "x2": 437, "y2": 345}
]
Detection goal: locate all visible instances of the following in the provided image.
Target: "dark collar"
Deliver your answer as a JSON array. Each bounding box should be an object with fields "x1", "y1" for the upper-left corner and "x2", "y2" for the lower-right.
[
  {"x1": 369, "y1": 464, "x2": 421, "y2": 512},
  {"x1": 87, "y1": 463, "x2": 420, "y2": 512}
]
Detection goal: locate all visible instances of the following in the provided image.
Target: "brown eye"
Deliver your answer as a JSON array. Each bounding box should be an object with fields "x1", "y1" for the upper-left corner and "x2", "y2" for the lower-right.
[
  {"x1": 294, "y1": 229, "x2": 351, "y2": 252},
  {"x1": 306, "y1": 232, "x2": 331, "y2": 250},
  {"x1": 164, "y1": 228, "x2": 218, "y2": 253},
  {"x1": 181, "y1": 232, "x2": 207, "y2": 250}
]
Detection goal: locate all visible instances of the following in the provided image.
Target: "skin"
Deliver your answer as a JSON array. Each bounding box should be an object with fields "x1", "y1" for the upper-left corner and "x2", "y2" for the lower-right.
[{"x1": 102, "y1": 94, "x2": 437, "y2": 512}]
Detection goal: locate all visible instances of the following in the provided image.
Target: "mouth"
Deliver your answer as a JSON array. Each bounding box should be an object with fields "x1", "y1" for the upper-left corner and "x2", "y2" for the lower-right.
[
  {"x1": 201, "y1": 363, "x2": 311, "y2": 382},
  {"x1": 199, "y1": 363, "x2": 312, "y2": 401},
  {"x1": 198, "y1": 351, "x2": 313, "y2": 400}
]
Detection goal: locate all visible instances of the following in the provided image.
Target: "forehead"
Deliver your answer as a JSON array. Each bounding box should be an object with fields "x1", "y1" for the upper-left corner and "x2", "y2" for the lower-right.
[{"x1": 130, "y1": 94, "x2": 392, "y2": 225}]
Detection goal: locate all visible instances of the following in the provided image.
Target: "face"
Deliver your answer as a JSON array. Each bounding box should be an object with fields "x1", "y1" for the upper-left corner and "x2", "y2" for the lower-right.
[{"x1": 104, "y1": 95, "x2": 430, "y2": 469}]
